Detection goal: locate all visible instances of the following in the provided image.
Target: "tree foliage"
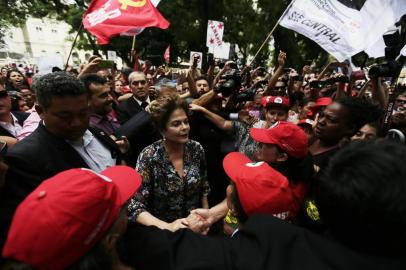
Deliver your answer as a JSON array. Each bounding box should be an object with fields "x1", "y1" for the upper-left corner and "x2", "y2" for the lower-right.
[{"x1": 0, "y1": 0, "x2": 331, "y2": 69}]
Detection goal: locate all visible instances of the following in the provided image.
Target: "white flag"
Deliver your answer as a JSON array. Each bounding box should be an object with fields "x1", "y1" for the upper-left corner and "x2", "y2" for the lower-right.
[
  {"x1": 206, "y1": 20, "x2": 224, "y2": 47},
  {"x1": 280, "y1": 0, "x2": 406, "y2": 61}
]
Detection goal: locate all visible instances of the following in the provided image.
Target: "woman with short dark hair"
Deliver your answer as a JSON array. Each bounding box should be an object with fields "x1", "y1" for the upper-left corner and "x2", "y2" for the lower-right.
[{"x1": 128, "y1": 94, "x2": 210, "y2": 232}]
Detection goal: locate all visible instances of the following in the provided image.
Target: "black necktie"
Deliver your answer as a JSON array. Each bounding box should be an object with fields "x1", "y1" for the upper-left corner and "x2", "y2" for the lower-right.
[{"x1": 141, "y1": 102, "x2": 149, "y2": 109}]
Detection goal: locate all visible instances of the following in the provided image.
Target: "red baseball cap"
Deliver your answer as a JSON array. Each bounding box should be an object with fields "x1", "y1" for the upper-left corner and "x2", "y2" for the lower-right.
[
  {"x1": 250, "y1": 121, "x2": 308, "y2": 158},
  {"x1": 309, "y1": 97, "x2": 332, "y2": 115},
  {"x1": 297, "y1": 118, "x2": 315, "y2": 127},
  {"x1": 223, "y1": 152, "x2": 294, "y2": 216},
  {"x1": 2, "y1": 166, "x2": 141, "y2": 270},
  {"x1": 260, "y1": 95, "x2": 290, "y2": 108}
]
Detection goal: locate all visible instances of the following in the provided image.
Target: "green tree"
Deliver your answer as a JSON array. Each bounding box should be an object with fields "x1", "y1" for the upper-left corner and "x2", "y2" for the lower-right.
[{"x1": 0, "y1": 0, "x2": 330, "y2": 69}]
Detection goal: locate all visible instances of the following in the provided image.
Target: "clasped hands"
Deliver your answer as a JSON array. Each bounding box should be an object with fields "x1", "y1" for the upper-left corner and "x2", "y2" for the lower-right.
[{"x1": 167, "y1": 209, "x2": 213, "y2": 235}]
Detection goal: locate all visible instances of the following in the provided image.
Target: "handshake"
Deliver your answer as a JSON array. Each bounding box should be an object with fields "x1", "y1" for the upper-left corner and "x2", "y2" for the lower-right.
[{"x1": 169, "y1": 208, "x2": 216, "y2": 235}]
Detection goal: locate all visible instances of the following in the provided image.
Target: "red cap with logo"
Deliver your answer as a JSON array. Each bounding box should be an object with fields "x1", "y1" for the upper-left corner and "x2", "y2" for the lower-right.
[
  {"x1": 223, "y1": 152, "x2": 294, "y2": 216},
  {"x1": 2, "y1": 166, "x2": 141, "y2": 270},
  {"x1": 250, "y1": 121, "x2": 308, "y2": 158},
  {"x1": 260, "y1": 95, "x2": 290, "y2": 108}
]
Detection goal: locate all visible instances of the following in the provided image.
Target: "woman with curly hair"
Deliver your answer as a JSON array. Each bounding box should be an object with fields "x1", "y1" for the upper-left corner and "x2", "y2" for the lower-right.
[
  {"x1": 128, "y1": 94, "x2": 210, "y2": 231},
  {"x1": 310, "y1": 97, "x2": 382, "y2": 171}
]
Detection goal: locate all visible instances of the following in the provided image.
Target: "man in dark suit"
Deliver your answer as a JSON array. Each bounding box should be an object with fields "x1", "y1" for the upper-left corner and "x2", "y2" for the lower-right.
[
  {"x1": 0, "y1": 72, "x2": 126, "y2": 247},
  {"x1": 116, "y1": 71, "x2": 159, "y2": 162},
  {"x1": 116, "y1": 71, "x2": 150, "y2": 124},
  {"x1": 0, "y1": 90, "x2": 28, "y2": 138}
]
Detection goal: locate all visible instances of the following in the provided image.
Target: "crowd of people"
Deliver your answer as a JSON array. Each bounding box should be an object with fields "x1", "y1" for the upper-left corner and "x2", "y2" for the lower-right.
[{"x1": 0, "y1": 48, "x2": 405, "y2": 269}]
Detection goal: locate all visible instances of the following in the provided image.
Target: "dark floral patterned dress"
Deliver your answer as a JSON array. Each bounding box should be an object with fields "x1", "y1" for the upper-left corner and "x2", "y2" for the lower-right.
[{"x1": 128, "y1": 139, "x2": 210, "y2": 222}]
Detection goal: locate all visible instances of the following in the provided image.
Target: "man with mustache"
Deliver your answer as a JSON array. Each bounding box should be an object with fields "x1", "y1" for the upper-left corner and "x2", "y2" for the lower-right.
[{"x1": 81, "y1": 74, "x2": 120, "y2": 136}]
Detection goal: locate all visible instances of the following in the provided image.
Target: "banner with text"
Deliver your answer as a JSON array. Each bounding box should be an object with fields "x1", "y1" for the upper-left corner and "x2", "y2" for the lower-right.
[{"x1": 280, "y1": 0, "x2": 406, "y2": 61}]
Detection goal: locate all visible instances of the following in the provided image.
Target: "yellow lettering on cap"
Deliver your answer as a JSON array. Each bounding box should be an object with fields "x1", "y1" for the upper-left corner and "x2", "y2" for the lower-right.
[{"x1": 118, "y1": 0, "x2": 146, "y2": 10}]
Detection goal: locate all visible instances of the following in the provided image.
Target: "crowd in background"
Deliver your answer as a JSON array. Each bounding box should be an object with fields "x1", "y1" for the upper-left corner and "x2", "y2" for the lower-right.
[{"x1": 0, "y1": 49, "x2": 405, "y2": 269}]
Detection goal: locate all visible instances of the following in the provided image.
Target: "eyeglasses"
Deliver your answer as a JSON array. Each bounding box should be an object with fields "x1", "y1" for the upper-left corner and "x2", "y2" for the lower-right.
[{"x1": 131, "y1": 80, "x2": 147, "y2": 86}]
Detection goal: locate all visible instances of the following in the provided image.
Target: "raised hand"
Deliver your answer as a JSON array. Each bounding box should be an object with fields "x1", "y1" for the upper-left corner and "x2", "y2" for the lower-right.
[{"x1": 277, "y1": 51, "x2": 287, "y2": 67}]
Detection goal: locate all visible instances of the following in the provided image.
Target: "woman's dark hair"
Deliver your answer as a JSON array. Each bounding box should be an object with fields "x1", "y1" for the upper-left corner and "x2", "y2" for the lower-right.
[
  {"x1": 5, "y1": 69, "x2": 28, "y2": 91},
  {"x1": 149, "y1": 94, "x2": 189, "y2": 132},
  {"x1": 366, "y1": 120, "x2": 386, "y2": 137},
  {"x1": 315, "y1": 139, "x2": 406, "y2": 257},
  {"x1": 229, "y1": 182, "x2": 248, "y2": 224},
  {"x1": 336, "y1": 97, "x2": 382, "y2": 135}
]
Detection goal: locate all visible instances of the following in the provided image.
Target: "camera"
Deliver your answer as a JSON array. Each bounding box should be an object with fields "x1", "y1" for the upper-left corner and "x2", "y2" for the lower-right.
[
  {"x1": 235, "y1": 87, "x2": 256, "y2": 102},
  {"x1": 218, "y1": 69, "x2": 241, "y2": 97},
  {"x1": 369, "y1": 61, "x2": 402, "y2": 79},
  {"x1": 325, "y1": 76, "x2": 350, "y2": 84},
  {"x1": 309, "y1": 80, "x2": 326, "y2": 89},
  {"x1": 369, "y1": 24, "x2": 405, "y2": 79}
]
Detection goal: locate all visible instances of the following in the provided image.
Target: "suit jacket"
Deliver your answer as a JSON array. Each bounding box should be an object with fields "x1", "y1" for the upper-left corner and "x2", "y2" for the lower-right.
[
  {"x1": 0, "y1": 123, "x2": 123, "y2": 237},
  {"x1": 116, "y1": 98, "x2": 159, "y2": 165},
  {"x1": 120, "y1": 215, "x2": 405, "y2": 270},
  {"x1": 0, "y1": 111, "x2": 29, "y2": 138},
  {"x1": 116, "y1": 96, "x2": 143, "y2": 124}
]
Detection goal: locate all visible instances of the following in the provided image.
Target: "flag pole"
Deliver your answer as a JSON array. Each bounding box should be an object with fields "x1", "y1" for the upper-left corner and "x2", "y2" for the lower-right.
[
  {"x1": 64, "y1": 23, "x2": 83, "y2": 71},
  {"x1": 130, "y1": 35, "x2": 136, "y2": 62},
  {"x1": 248, "y1": 0, "x2": 297, "y2": 66}
]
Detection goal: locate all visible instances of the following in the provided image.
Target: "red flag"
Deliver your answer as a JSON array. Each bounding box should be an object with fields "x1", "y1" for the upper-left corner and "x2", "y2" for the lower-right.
[
  {"x1": 83, "y1": 0, "x2": 170, "y2": 44},
  {"x1": 164, "y1": 45, "x2": 170, "y2": 63}
]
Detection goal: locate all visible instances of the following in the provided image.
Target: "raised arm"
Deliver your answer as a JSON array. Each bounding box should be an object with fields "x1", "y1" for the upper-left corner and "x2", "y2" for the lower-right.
[
  {"x1": 265, "y1": 51, "x2": 286, "y2": 95},
  {"x1": 189, "y1": 104, "x2": 232, "y2": 131}
]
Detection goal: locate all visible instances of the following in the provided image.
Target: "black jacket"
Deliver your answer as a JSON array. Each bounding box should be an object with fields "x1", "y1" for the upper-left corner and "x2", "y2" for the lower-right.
[
  {"x1": 116, "y1": 98, "x2": 159, "y2": 164},
  {"x1": 0, "y1": 111, "x2": 29, "y2": 138},
  {"x1": 116, "y1": 96, "x2": 143, "y2": 125},
  {"x1": 119, "y1": 215, "x2": 405, "y2": 270}
]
